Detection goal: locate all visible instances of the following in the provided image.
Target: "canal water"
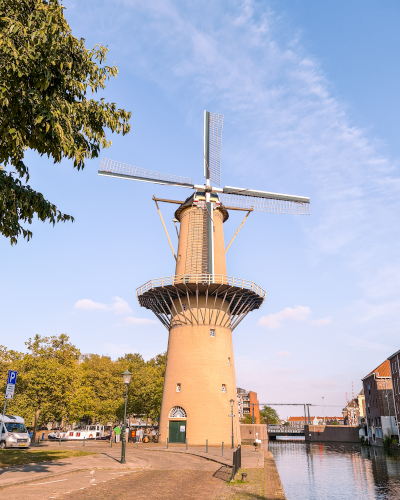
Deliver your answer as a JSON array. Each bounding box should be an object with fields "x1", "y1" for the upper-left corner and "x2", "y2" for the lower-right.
[{"x1": 268, "y1": 440, "x2": 400, "y2": 499}]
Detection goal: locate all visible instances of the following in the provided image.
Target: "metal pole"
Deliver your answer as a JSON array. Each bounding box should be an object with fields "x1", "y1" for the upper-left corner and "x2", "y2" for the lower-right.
[
  {"x1": 121, "y1": 384, "x2": 128, "y2": 464},
  {"x1": 323, "y1": 397, "x2": 325, "y2": 424},
  {"x1": 252, "y1": 404, "x2": 255, "y2": 425},
  {"x1": 304, "y1": 405, "x2": 306, "y2": 427},
  {"x1": 0, "y1": 399, "x2": 7, "y2": 441},
  {"x1": 231, "y1": 414, "x2": 234, "y2": 449},
  {"x1": 185, "y1": 438, "x2": 188, "y2": 451},
  {"x1": 167, "y1": 437, "x2": 169, "y2": 449},
  {"x1": 307, "y1": 405, "x2": 311, "y2": 424}
]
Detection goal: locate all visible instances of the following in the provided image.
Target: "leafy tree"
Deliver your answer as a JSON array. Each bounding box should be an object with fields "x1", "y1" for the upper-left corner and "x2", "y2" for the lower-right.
[
  {"x1": 260, "y1": 406, "x2": 279, "y2": 425},
  {"x1": 80, "y1": 354, "x2": 125, "y2": 425},
  {"x1": 240, "y1": 414, "x2": 254, "y2": 424},
  {"x1": 0, "y1": 0, "x2": 131, "y2": 244},
  {"x1": 3, "y1": 334, "x2": 80, "y2": 440},
  {"x1": 0, "y1": 335, "x2": 167, "y2": 432}
]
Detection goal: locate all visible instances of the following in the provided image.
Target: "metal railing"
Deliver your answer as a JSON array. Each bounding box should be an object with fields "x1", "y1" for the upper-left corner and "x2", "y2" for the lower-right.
[
  {"x1": 231, "y1": 445, "x2": 241, "y2": 480},
  {"x1": 136, "y1": 274, "x2": 266, "y2": 299}
]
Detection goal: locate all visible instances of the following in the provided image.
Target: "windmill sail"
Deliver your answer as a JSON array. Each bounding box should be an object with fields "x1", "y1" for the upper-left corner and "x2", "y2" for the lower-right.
[
  {"x1": 204, "y1": 111, "x2": 223, "y2": 185},
  {"x1": 98, "y1": 158, "x2": 194, "y2": 188},
  {"x1": 221, "y1": 186, "x2": 310, "y2": 215}
]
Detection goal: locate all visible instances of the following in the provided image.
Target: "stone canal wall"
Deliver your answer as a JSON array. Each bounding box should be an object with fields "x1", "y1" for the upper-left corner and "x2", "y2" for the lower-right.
[
  {"x1": 240, "y1": 424, "x2": 268, "y2": 444},
  {"x1": 305, "y1": 424, "x2": 360, "y2": 442}
]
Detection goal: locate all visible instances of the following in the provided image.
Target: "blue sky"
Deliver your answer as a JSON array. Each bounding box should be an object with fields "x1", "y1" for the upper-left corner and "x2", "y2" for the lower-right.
[{"x1": 2, "y1": 0, "x2": 400, "y2": 417}]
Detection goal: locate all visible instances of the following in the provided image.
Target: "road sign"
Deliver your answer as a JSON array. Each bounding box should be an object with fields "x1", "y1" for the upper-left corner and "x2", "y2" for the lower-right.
[
  {"x1": 5, "y1": 370, "x2": 17, "y2": 399},
  {"x1": 5, "y1": 384, "x2": 15, "y2": 399}
]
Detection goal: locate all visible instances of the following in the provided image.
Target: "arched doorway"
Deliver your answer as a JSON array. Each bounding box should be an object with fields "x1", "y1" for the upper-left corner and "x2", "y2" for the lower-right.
[{"x1": 168, "y1": 407, "x2": 187, "y2": 443}]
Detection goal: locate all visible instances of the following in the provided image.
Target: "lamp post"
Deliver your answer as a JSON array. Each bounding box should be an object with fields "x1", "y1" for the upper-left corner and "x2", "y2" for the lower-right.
[
  {"x1": 121, "y1": 370, "x2": 132, "y2": 464},
  {"x1": 229, "y1": 399, "x2": 235, "y2": 449}
]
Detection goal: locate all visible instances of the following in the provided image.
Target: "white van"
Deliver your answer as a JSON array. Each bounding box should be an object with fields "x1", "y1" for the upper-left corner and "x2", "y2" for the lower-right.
[{"x1": 0, "y1": 415, "x2": 31, "y2": 449}]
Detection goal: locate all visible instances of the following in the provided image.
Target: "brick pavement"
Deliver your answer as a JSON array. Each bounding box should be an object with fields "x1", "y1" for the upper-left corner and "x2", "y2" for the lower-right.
[{"x1": 0, "y1": 441, "x2": 286, "y2": 499}]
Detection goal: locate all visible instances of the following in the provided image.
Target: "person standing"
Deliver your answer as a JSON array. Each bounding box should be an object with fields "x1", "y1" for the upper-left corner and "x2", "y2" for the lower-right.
[
  {"x1": 114, "y1": 425, "x2": 121, "y2": 443},
  {"x1": 138, "y1": 427, "x2": 143, "y2": 443}
]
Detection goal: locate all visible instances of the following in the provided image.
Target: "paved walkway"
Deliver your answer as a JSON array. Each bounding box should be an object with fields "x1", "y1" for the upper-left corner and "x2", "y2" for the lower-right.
[
  {"x1": 146, "y1": 444, "x2": 263, "y2": 469},
  {"x1": 0, "y1": 441, "x2": 281, "y2": 499},
  {"x1": 0, "y1": 442, "x2": 233, "y2": 499}
]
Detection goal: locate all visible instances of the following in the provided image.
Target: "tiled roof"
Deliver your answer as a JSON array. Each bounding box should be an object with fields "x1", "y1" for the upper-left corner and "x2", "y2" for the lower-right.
[{"x1": 364, "y1": 359, "x2": 391, "y2": 379}]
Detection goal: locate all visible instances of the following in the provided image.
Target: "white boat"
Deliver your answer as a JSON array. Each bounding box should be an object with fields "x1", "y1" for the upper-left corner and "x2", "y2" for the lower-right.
[{"x1": 48, "y1": 424, "x2": 109, "y2": 441}]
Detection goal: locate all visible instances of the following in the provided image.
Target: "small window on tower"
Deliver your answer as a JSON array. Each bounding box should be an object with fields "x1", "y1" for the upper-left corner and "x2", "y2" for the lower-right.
[
  {"x1": 210, "y1": 329, "x2": 215, "y2": 337},
  {"x1": 228, "y1": 357, "x2": 231, "y2": 366},
  {"x1": 176, "y1": 383, "x2": 181, "y2": 393},
  {"x1": 222, "y1": 384, "x2": 226, "y2": 393},
  {"x1": 182, "y1": 304, "x2": 187, "y2": 311}
]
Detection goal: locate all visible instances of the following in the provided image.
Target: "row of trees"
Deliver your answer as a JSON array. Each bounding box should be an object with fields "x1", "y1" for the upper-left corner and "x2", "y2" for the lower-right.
[{"x1": 0, "y1": 334, "x2": 165, "y2": 439}]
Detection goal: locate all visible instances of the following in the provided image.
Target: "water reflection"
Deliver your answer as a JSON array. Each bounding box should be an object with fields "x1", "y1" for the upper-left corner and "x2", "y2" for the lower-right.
[{"x1": 268, "y1": 441, "x2": 400, "y2": 499}]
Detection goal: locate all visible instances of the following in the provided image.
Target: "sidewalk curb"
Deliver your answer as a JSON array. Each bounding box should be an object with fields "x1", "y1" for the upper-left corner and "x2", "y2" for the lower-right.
[{"x1": 145, "y1": 448, "x2": 233, "y2": 468}]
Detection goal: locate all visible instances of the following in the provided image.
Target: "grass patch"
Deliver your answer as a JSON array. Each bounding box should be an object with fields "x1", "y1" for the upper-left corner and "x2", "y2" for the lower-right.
[{"x1": 0, "y1": 449, "x2": 97, "y2": 467}]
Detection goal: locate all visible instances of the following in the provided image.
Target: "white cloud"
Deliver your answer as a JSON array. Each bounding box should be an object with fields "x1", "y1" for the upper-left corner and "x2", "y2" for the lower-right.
[
  {"x1": 74, "y1": 296, "x2": 132, "y2": 315},
  {"x1": 111, "y1": 296, "x2": 132, "y2": 315},
  {"x1": 311, "y1": 316, "x2": 332, "y2": 326},
  {"x1": 124, "y1": 316, "x2": 158, "y2": 325},
  {"x1": 74, "y1": 299, "x2": 108, "y2": 311},
  {"x1": 258, "y1": 306, "x2": 311, "y2": 329},
  {"x1": 276, "y1": 351, "x2": 290, "y2": 357}
]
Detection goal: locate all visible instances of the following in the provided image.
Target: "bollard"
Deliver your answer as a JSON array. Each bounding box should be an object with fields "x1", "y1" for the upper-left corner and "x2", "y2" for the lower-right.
[
  {"x1": 185, "y1": 438, "x2": 188, "y2": 451},
  {"x1": 42, "y1": 432, "x2": 45, "y2": 441},
  {"x1": 110, "y1": 437, "x2": 113, "y2": 448},
  {"x1": 241, "y1": 472, "x2": 248, "y2": 482},
  {"x1": 83, "y1": 437, "x2": 85, "y2": 447},
  {"x1": 59, "y1": 436, "x2": 61, "y2": 446},
  {"x1": 206, "y1": 439, "x2": 208, "y2": 453},
  {"x1": 222, "y1": 442, "x2": 224, "y2": 457},
  {"x1": 167, "y1": 438, "x2": 169, "y2": 449}
]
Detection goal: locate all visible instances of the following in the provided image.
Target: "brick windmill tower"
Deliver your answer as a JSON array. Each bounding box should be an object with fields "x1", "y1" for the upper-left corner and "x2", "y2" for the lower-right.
[{"x1": 99, "y1": 111, "x2": 310, "y2": 446}]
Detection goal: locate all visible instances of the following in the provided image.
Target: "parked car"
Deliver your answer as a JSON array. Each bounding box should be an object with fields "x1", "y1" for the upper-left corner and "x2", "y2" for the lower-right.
[{"x1": 0, "y1": 415, "x2": 31, "y2": 449}]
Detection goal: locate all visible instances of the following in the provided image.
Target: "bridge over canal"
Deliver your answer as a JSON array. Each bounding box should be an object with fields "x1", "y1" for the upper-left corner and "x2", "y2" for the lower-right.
[{"x1": 267, "y1": 425, "x2": 304, "y2": 440}]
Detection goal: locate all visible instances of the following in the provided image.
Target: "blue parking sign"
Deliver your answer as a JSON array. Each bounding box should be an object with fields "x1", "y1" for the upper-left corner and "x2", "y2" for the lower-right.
[{"x1": 7, "y1": 370, "x2": 17, "y2": 385}]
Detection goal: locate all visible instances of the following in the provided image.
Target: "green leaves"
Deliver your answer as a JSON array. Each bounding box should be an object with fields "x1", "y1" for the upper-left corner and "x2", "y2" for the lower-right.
[
  {"x1": 0, "y1": 334, "x2": 166, "y2": 427},
  {"x1": 0, "y1": 0, "x2": 131, "y2": 244}
]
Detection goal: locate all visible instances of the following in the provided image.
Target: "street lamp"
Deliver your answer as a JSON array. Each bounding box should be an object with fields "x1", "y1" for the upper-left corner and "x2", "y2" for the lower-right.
[
  {"x1": 121, "y1": 370, "x2": 132, "y2": 464},
  {"x1": 229, "y1": 399, "x2": 235, "y2": 449}
]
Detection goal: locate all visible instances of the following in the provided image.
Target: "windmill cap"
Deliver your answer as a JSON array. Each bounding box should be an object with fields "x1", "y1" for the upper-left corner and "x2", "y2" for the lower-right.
[{"x1": 174, "y1": 191, "x2": 229, "y2": 222}]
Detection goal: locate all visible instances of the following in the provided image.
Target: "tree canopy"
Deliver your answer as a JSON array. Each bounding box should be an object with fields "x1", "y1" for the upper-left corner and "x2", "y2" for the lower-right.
[
  {"x1": 260, "y1": 405, "x2": 279, "y2": 424},
  {"x1": 0, "y1": 0, "x2": 131, "y2": 244},
  {"x1": 0, "y1": 334, "x2": 165, "y2": 439}
]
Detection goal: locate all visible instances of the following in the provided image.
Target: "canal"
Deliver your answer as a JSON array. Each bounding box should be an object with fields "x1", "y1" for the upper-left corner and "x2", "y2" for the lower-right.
[{"x1": 268, "y1": 440, "x2": 400, "y2": 499}]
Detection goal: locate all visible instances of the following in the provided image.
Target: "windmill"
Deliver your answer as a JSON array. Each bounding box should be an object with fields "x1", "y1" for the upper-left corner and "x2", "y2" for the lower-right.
[{"x1": 98, "y1": 111, "x2": 310, "y2": 446}]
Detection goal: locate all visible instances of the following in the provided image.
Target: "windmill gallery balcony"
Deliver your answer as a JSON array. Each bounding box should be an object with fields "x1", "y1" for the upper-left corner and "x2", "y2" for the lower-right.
[{"x1": 136, "y1": 274, "x2": 266, "y2": 331}]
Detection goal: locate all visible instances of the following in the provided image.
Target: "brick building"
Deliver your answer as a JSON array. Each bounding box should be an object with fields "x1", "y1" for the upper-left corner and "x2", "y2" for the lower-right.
[
  {"x1": 362, "y1": 359, "x2": 397, "y2": 446},
  {"x1": 342, "y1": 398, "x2": 360, "y2": 425},
  {"x1": 388, "y1": 349, "x2": 400, "y2": 436},
  {"x1": 236, "y1": 388, "x2": 260, "y2": 423}
]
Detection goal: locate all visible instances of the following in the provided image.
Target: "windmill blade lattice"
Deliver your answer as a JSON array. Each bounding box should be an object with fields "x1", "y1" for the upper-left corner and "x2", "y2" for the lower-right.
[
  {"x1": 207, "y1": 112, "x2": 224, "y2": 185},
  {"x1": 220, "y1": 192, "x2": 310, "y2": 215},
  {"x1": 98, "y1": 158, "x2": 194, "y2": 188}
]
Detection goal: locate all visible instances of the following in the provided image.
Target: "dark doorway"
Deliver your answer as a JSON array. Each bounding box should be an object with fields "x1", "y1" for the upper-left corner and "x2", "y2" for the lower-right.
[{"x1": 169, "y1": 420, "x2": 186, "y2": 443}]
